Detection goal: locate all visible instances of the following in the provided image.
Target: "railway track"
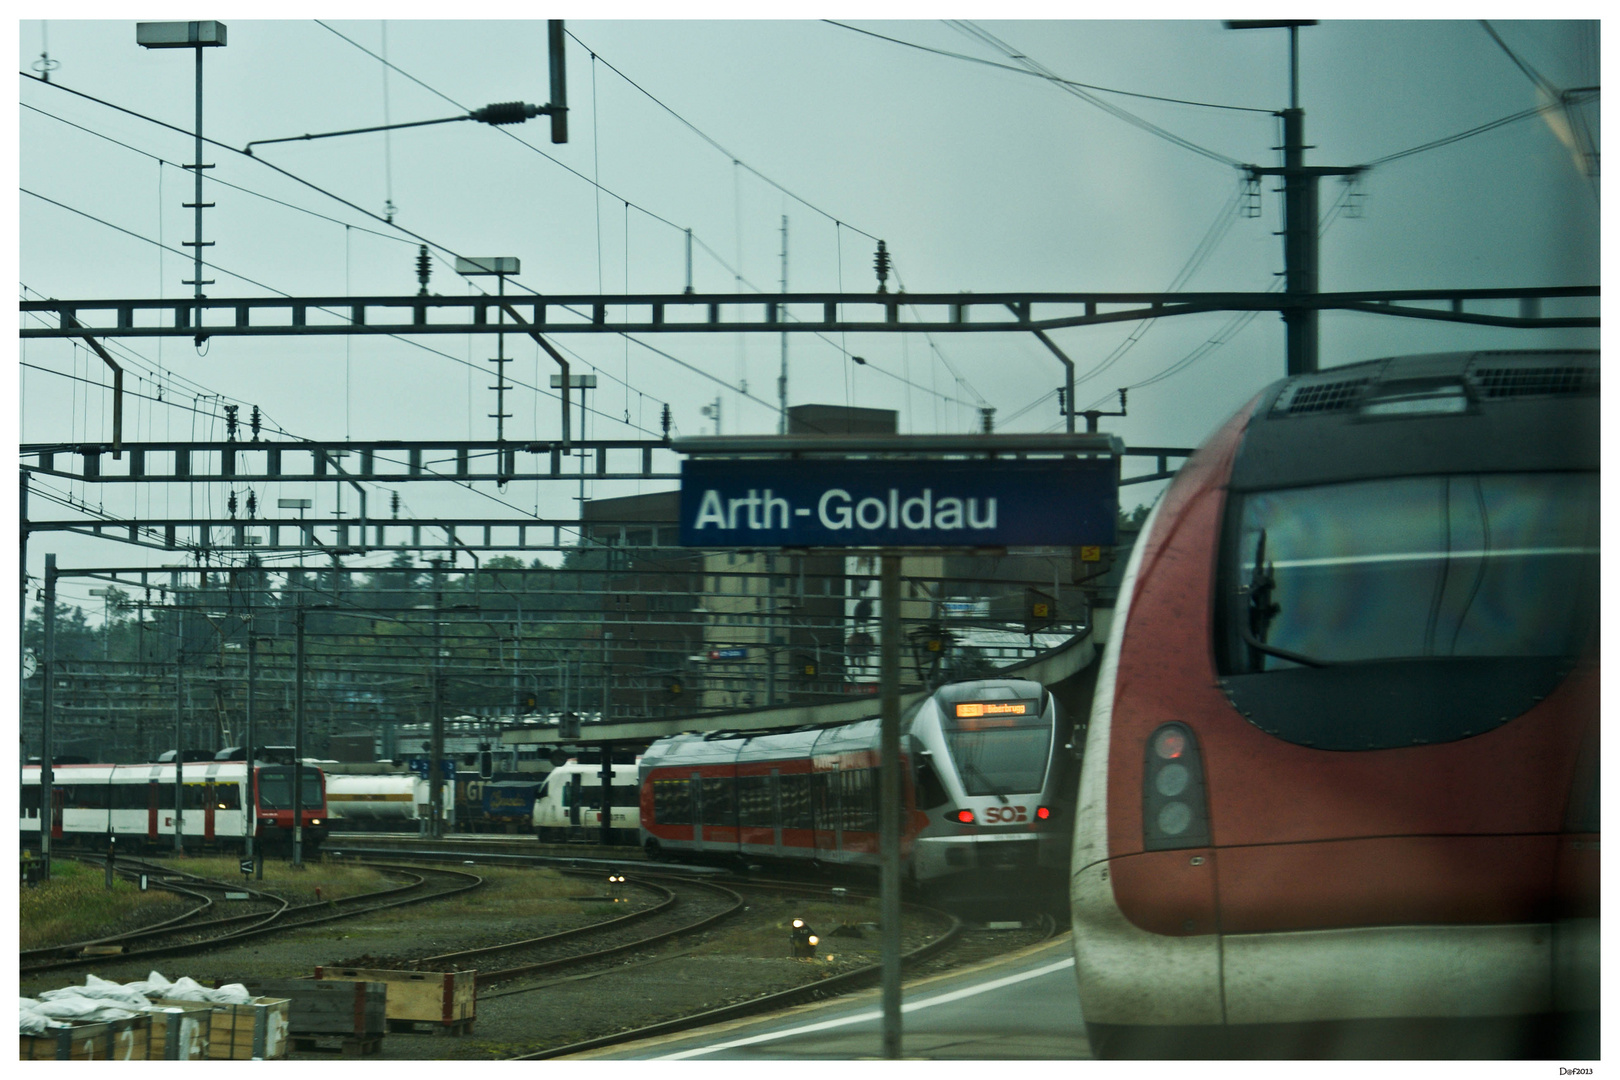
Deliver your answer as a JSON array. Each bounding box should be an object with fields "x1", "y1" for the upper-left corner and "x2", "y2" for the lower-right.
[
  {"x1": 21, "y1": 857, "x2": 485, "y2": 978},
  {"x1": 504, "y1": 880, "x2": 972, "y2": 1060},
  {"x1": 418, "y1": 870, "x2": 745, "y2": 986}
]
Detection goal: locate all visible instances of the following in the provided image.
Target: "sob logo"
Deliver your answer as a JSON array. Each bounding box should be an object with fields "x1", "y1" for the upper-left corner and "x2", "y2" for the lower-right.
[{"x1": 690, "y1": 487, "x2": 998, "y2": 533}]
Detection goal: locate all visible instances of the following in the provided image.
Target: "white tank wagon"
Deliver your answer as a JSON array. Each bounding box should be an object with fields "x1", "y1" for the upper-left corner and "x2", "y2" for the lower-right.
[
  {"x1": 533, "y1": 759, "x2": 640, "y2": 844},
  {"x1": 324, "y1": 773, "x2": 451, "y2": 830}
]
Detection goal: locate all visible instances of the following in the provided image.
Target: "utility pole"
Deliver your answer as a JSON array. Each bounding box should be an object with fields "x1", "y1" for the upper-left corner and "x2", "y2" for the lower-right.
[
  {"x1": 428, "y1": 558, "x2": 445, "y2": 840},
  {"x1": 39, "y1": 554, "x2": 56, "y2": 880},
  {"x1": 778, "y1": 215, "x2": 789, "y2": 434},
  {"x1": 1227, "y1": 20, "x2": 1361, "y2": 376},
  {"x1": 243, "y1": 591, "x2": 257, "y2": 875},
  {"x1": 136, "y1": 22, "x2": 227, "y2": 342},
  {"x1": 21, "y1": 472, "x2": 30, "y2": 726},
  {"x1": 292, "y1": 604, "x2": 305, "y2": 866},
  {"x1": 174, "y1": 596, "x2": 185, "y2": 854},
  {"x1": 878, "y1": 553, "x2": 902, "y2": 1059}
]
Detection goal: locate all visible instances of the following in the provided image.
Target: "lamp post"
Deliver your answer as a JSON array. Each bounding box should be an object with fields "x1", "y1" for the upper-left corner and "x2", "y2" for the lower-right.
[
  {"x1": 278, "y1": 498, "x2": 313, "y2": 550},
  {"x1": 89, "y1": 587, "x2": 117, "y2": 661},
  {"x1": 550, "y1": 372, "x2": 597, "y2": 533},
  {"x1": 137, "y1": 21, "x2": 227, "y2": 342},
  {"x1": 456, "y1": 257, "x2": 520, "y2": 448}
]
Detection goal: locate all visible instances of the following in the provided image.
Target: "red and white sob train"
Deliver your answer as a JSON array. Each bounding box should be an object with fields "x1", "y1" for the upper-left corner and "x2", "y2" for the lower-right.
[
  {"x1": 1071, "y1": 350, "x2": 1599, "y2": 1058},
  {"x1": 639, "y1": 678, "x2": 1078, "y2": 894}
]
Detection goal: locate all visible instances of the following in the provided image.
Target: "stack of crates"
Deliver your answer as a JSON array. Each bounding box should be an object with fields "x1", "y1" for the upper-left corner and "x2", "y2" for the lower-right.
[{"x1": 149, "y1": 997, "x2": 290, "y2": 1060}]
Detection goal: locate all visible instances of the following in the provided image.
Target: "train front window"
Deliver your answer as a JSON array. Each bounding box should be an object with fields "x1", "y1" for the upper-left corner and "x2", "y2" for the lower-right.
[
  {"x1": 256, "y1": 768, "x2": 325, "y2": 809},
  {"x1": 1229, "y1": 473, "x2": 1598, "y2": 670},
  {"x1": 1220, "y1": 471, "x2": 1598, "y2": 750},
  {"x1": 944, "y1": 702, "x2": 1052, "y2": 796}
]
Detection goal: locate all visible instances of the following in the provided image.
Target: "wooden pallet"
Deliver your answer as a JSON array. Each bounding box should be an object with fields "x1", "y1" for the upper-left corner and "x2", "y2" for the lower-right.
[{"x1": 289, "y1": 1033, "x2": 383, "y2": 1057}]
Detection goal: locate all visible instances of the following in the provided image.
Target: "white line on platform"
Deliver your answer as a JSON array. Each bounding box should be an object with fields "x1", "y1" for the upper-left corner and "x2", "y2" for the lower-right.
[{"x1": 655, "y1": 956, "x2": 1076, "y2": 1060}]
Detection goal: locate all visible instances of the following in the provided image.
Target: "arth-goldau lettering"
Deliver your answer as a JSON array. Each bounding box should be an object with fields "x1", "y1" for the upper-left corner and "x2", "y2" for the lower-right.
[{"x1": 690, "y1": 487, "x2": 997, "y2": 531}]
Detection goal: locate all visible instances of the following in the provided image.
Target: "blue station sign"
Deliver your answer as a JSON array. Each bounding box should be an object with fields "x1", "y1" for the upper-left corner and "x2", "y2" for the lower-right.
[{"x1": 679, "y1": 458, "x2": 1116, "y2": 548}]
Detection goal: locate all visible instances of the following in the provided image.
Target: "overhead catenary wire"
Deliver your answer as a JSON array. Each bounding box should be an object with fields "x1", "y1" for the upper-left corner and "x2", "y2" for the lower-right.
[
  {"x1": 563, "y1": 26, "x2": 882, "y2": 243},
  {"x1": 945, "y1": 20, "x2": 1246, "y2": 168},
  {"x1": 23, "y1": 69, "x2": 970, "y2": 426},
  {"x1": 308, "y1": 24, "x2": 965, "y2": 412},
  {"x1": 828, "y1": 20, "x2": 1275, "y2": 116},
  {"x1": 19, "y1": 186, "x2": 667, "y2": 440}
]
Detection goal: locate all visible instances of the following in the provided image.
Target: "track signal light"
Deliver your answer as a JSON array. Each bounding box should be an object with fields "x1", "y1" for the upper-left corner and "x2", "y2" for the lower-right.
[{"x1": 790, "y1": 918, "x2": 818, "y2": 958}]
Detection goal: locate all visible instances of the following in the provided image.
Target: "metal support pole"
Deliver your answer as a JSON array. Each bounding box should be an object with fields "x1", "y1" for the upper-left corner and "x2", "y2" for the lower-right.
[
  {"x1": 193, "y1": 45, "x2": 203, "y2": 307},
  {"x1": 21, "y1": 472, "x2": 30, "y2": 727},
  {"x1": 778, "y1": 214, "x2": 789, "y2": 435},
  {"x1": 599, "y1": 744, "x2": 613, "y2": 846},
  {"x1": 878, "y1": 552, "x2": 903, "y2": 1059},
  {"x1": 1281, "y1": 107, "x2": 1319, "y2": 376},
  {"x1": 1032, "y1": 330, "x2": 1077, "y2": 434},
  {"x1": 492, "y1": 272, "x2": 509, "y2": 445},
  {"x1": 429, "y1": 559, "x2": 445, "y2": 839},
  {"x1": 39, "y1": 553, "x2": 56, "y2": 880},
  {"x1": 293, "y1": 605, "x2": 305, "y2": 866},
  {"x1": 174, "y1": 609, "x2": 185, "y2": 854},
  {"x1": 244, "y1": 609, "x2": 256, "y2": 871},
  {"x1": 601, "y1": 630, "x2": 611, "y2": 722}
]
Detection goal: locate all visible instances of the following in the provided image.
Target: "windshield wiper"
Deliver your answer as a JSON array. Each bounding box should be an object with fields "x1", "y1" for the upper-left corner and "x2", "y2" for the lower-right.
[
  {"x1": 961, "y1": 759, "x2": 1009, "y2": 804},
  {"x1": 1239, "y1": 527, "x2": 1328, "y2": 669}
]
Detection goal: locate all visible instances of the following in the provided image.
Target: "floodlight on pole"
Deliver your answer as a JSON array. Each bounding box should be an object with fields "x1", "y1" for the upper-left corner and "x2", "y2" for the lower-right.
[
  {"x1": 457, "y1": 259, "x2": 521, "y2": 445},
  {"x1": 89, "y1": 588, "x2": 118, "y2": 661},
  {"x1": 138, "y1": 22, "x2": 226, "y2": 345}
]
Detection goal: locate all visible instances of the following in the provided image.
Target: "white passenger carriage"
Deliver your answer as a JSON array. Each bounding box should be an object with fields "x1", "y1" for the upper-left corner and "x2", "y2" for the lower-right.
[{"x1": 20, "y1": 761, "x2": 328, "y2": 852}]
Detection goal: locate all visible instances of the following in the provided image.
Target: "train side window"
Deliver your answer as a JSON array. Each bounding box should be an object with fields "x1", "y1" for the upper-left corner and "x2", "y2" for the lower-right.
[
  {"x1": 65, "y1": 785, "x2": 109, "y2": 810},
  {"x1": 778, "y1": 773, "x2": 812, "y2": 830},
  {"x1": 111, "y1": 784, "x2": 147, "y2": 810},
  {"x1": 21, "y1": 786, "x2": 37, "y2": 817},
  {"x1": 811, "y1": 772, "x2": 834, "y2": 829},
  {"x1": 737, "y1": 776, "x2": 773, "y2": 827},
  {"x1": 654, "y1": 778, "x2": 692, "y2": 825},
  {"x1": 913, "y1": 757, "x2": 950, "y2": 810},
  {"x1": 700, "y1": 777, "x2": 736, "y2": 826},
  {"x1": 859, "y1": 769, "x2": 880, "y2": 832},
  {"x1": 215, "y1": 785, "x2": 241, "y2": 810}
]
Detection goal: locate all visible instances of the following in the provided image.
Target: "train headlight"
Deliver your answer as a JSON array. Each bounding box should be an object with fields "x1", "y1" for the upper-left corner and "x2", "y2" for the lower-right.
[
  {"x1": 311, "y1": 818, "x2": 322, "y2": 826},
  {"x1": 1154, "y1": 763, "x2": 1190, "y2": 797},
  {"x1": 1153, "y1": 728, "x2": 1187, "y2": 760},
  {"x1": 952, "y1": 809, "x2": 975, "y2": 825},
  {"x1": 1157, "y1": 802, "x2": 1193, "y2": 835},
  {"x1": 1143, "y1": 723, "x2": 1210, "y2": 851}
]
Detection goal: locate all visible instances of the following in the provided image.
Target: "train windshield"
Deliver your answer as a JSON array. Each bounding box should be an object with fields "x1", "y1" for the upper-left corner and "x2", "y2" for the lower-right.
[
  {"x1": 1230, "y1": 472, "x2": 1598, "y2": 671},
  {"x1": 255, "y1": 767, "x2": 325, "y2": 809},
  {"x1": 943, "y1": 700, "x2": 1052, "y2": 795}
]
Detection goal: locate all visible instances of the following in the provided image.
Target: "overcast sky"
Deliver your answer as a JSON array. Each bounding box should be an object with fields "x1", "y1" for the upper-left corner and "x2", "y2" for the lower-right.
[{"x1": 13, "y1": 16, "x2": 1602, "y2": 615}]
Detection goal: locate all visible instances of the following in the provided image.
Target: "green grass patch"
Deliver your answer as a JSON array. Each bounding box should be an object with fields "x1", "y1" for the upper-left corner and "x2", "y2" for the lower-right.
[
  {"x1": 337, "y1": 864, "x2": 603, "y2": 926},
  {"x1": 20, "y1": 860, "x2": 191, "y2": 950},
  {"x1": 137, "y1": 854, "x2": 396, "y2": 903}
]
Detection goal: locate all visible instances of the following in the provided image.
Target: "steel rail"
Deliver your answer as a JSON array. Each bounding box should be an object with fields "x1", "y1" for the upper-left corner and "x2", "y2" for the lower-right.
[{"x1": 508, "y1": 899, "x2": 964, "y2": 1060}]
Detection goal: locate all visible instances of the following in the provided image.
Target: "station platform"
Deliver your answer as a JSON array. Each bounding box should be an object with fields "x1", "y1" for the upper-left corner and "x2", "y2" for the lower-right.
[{"x1": 567, "y1": 933, "x2": 1089, "y2": 1060}]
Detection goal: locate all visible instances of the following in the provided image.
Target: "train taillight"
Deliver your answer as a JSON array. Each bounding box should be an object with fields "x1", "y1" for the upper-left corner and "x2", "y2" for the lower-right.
[
  {"x1": 1142, "y1": 723, "x2": 1210, "y2": 851},
  {"x1": 1035, "y1": 806, "x2": 1051, "y2": 820},
  {"x1": 951, "y1": 809, "x2": 975, "y2": 824}
]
